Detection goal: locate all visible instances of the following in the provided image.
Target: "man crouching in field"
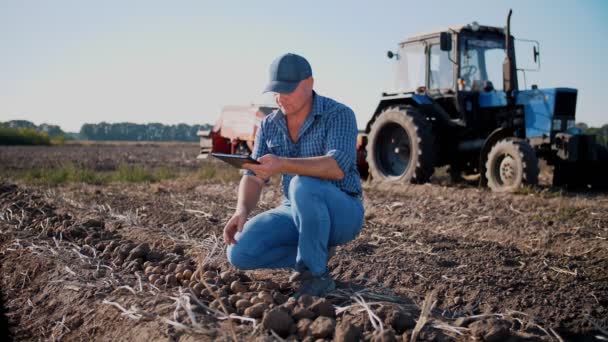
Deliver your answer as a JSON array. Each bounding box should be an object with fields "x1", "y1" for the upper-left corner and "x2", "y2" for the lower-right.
[{"x1": 223, "y1": 53, "x2": 364, "y2": 297}]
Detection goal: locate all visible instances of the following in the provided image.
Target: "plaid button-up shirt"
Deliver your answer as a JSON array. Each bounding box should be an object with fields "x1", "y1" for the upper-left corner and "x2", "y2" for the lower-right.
[{"x1": 244, "y1": 92, "x2": 362, "y2": 197}]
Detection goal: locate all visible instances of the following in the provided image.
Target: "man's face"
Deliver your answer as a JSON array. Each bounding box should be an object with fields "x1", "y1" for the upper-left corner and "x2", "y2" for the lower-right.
[{"x1": 275, "y1": 77, "x2": 313, "y2": 116}]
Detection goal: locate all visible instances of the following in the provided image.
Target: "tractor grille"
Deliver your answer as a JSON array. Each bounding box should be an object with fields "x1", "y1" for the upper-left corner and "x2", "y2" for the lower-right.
[{"x1": 554, "y1": 91, "x2": 577, "y2": 118}]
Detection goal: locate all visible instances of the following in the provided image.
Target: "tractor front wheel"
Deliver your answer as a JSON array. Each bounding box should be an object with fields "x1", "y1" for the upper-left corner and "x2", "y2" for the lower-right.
[{"x1": 485, "y1": 139, "x2": 539, "y2": 192}]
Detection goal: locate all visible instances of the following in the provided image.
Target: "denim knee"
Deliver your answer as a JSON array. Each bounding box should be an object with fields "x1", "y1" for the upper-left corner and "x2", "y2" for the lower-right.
[
  {"x1": 226, "y1": 244, "x2": 254, "y2": 270},
  {"x1": 288, "y1": 175, "x2": 325, "y2": 201}
]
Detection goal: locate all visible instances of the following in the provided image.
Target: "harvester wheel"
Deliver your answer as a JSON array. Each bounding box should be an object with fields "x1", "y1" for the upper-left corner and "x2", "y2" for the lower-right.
[
  {"x1": 485, "y1": 138, "x2": 539, "y2": 192},
  {"x1": 366, "y1": 107, "x2": 435, "y2": 183},
  {"x1": 234, "y1": 142, "x2": 251, "y2": 156}
]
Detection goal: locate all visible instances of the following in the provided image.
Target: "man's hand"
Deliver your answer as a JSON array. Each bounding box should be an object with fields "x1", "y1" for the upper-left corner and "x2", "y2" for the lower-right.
[
  {"x1": 223, "y1": 211, "x2": 248, "y2": 245},
  {"x1": 243, "y1": 154, "x2": 284, "y2": 180}
]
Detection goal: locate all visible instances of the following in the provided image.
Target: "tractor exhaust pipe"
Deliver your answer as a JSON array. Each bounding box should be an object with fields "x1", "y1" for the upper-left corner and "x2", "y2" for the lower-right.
[{"x1": 503, "y1": 9, "x2": 517, "y2": 98}]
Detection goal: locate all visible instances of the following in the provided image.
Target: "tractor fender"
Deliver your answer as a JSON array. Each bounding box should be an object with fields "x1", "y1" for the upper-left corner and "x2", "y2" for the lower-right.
[
  {"x1": 479, "y1": 127, "x2": 515, "y2": 186},
  {"x1": 364, "y1": 96, "x2": 425, "y2": 133},
  {"x1": 365, "y1": 95, "x2": 461, "y2": 133}
]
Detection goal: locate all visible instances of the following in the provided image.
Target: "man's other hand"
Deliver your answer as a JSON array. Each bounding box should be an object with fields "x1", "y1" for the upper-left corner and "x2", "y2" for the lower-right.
[
  {"x1": 223, "y1": 211, "x2": 248, "y2": 245},
  {"x1": 243, "y1": 154, "x2": 283, "y2": 180}
]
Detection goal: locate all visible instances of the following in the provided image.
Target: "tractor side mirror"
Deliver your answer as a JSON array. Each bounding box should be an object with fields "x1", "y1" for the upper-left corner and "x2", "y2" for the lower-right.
[
  {"x1": 440, "y1": 32, "x2": 452, "y2": 51},
  {"x1": 533, "y1": 46, "x2": 539, "y2": 63}
]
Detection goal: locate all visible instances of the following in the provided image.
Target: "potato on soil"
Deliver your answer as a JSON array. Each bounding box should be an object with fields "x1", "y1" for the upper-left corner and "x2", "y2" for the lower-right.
[
  {"x1": 202, "y1": 270, "x2": 216, "y2": 280},
  {"x1": 192, "y1": 283, "x2": 204, "y2": 293},
  {"x1": 220, "y1": 271, "x2": 236, "y2": 283},
  {"x1": 230, "y1": 280, "x2": 247, "y2": 294},
  {"x1": 228, "y1": 294, "x2": 242, "y2": 306},
  {"x1": 164, "y1": 274, "x2": 177, "y2": 286},
  {"x1": 210, "y1": 298, "x2": 235, "y2": 314},
  {"x1": 244, "y1": 303, "x2": 268, "y2": 319},
  {"x1": 262, "y1": 307, "x2": 293, "y2": 338},
  {"x1": 258, "y1": 291, "x2": 274, "y2": 304},
  {"x1": 235, "y1": 299, "x2": 252, "y2": 312}
]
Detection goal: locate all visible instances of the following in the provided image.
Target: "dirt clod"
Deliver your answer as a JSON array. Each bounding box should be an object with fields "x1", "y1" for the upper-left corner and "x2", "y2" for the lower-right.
[
  {"x1": 298, "y1": 294, "x2": 314, "y2": 308},
  {"x1": 309, "y1": 298, "x2": 335, "y2": 318},
  {"x1": 272, "y1": 291, "x2": 289, "y2": 305},
  {"x1": 388, "y1": 309, "x2": 416, "y2": 333},
  {"x1": 371, "y1": 328, "x2": 397, "y2": 342},
  {"x1": 262, "y1": 307, "x2": 293, "y2": 338},
  {"x1": 296, "y1": 318, "x2": 313, "y2": 339},
  {"x1": 128, "y1": 243, "x2": 149, "y2": 259},
  {"x1": 309, "y1": 316, "x2": 335, "y2": 339},
  {"x1": 334, "y1": 321, "x2": 362, "y2": 342},
  {"x1": 292, "y1": 306, "x2": 316, "y2": 321},
  {"x1": 469, "y1": 319, "x2": 512, "y2": 342}
]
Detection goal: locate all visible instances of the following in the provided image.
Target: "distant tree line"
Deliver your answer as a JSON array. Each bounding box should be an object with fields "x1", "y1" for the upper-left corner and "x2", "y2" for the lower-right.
[
  {"x1": 79, "y1": 122, "x2": 212, "y2": 142},
  {"x1": 0, "y1": 120, "x2": 213, "y2": 143},
  {"x1": 0, "y1": 120, "x2": 69, "y2": 145},
  {"x1": 3, "y1": 119, "x2": 605, "y2": 145},
  {"x1": 2, "y1": 120, "x2": 66, "y2": 137},
  {"x1": 576, "y1": 123, "x2": 608, "y2": 146}
]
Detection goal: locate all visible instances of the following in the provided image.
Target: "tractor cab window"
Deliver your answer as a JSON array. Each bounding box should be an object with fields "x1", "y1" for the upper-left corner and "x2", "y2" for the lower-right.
[
  {"x1": 429, "y1": 44, "x2": 454, "y2": 90},
  {"x1": 459, "y1": 37, "x2": 505, "y2": 91},
  {"x1": 394, "y1": 42, "x2": 426, "y2": 92}
]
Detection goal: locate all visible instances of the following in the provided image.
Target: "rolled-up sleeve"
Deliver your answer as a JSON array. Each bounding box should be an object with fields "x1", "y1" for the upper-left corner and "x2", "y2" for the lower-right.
[
  {"x1": 325, "y1": 107, "x2": 358, "y2": 173},
  {"x1": 243, "y1": 119, "x2": 270, "y2": 177}
]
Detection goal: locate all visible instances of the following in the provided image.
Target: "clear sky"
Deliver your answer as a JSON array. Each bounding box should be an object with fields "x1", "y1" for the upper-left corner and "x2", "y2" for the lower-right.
[{"x1": 1, "y1": 0, "x2": 607, "y2": 132}]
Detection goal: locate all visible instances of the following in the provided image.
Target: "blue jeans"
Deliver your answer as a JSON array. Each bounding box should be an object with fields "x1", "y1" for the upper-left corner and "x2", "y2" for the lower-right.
[{"x1": 226, "y1": 175, "x2": 364, "y2": 276}]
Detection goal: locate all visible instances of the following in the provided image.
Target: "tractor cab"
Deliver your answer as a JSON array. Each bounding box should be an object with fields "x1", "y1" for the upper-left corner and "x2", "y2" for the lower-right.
[{"x1": 387, "y1": 23, "x2": 517, "y2": 130}]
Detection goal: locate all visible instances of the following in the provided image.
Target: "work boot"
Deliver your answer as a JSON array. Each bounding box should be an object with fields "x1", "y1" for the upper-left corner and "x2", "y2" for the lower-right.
[
  {"x1": 289, "y1": 247, "x2": 337, "y2": 283},
  {"x1": 294, "y1": 271, "x2": 336, "y2": 298},
  {"x1": 289, "y1": 269, "x2": 312, "y2": 283}
]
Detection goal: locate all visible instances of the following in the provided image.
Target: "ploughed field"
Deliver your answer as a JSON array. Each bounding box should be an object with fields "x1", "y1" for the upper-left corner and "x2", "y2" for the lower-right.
[{"x1": 0, "y1": 143, "x2": 607, "y2": 341}]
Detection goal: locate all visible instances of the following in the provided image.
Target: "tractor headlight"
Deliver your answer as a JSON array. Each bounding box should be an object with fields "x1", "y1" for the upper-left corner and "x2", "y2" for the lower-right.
[
  {"x1": 566, "y1": 119, "x2": 576, "y2": 130},
  {"x1": 552, "y1": 119, "x2": 562, "y2": 131}
]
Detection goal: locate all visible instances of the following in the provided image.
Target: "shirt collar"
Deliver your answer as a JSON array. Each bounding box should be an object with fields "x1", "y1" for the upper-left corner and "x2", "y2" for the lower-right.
[{"x1": 310, "y1": 91, "x2": 324, "y2": 117}]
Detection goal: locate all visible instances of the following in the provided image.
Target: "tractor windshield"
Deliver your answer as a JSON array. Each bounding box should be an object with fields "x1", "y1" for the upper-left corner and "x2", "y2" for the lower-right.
[{"x1": 460, "y1": 36, "x2": 505, "y2": 91}]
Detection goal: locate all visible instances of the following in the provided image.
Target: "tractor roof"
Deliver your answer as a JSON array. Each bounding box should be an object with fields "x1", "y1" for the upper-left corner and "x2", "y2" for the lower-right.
[{"x1": 401, "y1": 23, "x2": 505, "y2": 45}]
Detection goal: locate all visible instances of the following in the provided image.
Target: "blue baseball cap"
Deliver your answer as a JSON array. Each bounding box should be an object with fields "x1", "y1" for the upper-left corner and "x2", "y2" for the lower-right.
[{"x1": 263, "y1": 53, "x2": 312, "y2": 94}]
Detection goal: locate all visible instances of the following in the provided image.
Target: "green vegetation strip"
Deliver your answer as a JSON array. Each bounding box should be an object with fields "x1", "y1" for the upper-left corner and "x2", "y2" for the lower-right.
[
  {"x1": 0, "y1": 127, "x2": 52, "y2": 145},
  {"x1": 2, "y1": 162, "x2": 243, "y2": 186}
]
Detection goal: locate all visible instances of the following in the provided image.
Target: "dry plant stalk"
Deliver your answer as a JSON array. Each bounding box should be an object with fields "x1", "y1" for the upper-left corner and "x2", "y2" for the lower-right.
[
  {"x1": 196, "y1": 254, "x2": 238, "y2": 342},
  {"x1": 410, "y1": 290, "x2": 437, "y2": 342},
  {"x1": 352, "y1": 294, "x2": 384, "y2": 333}
]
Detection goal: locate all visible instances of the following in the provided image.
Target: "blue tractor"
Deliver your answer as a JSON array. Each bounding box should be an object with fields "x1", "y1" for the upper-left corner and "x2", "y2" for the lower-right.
[{"x1": 364, "y1": 10, "x2": 608, "y2": 192}]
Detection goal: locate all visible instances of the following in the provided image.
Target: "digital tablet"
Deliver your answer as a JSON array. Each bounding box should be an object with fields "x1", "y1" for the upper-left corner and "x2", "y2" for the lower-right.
[{"x1": 211, "y1": 153, "x2": 260, "y2": 168}]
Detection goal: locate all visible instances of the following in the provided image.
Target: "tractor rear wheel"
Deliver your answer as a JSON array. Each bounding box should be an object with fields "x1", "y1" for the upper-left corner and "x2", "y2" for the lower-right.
[
  {"x1": 485, "y1": 138, "x2": 539, "y2": 192},
  {"x1": 366, "y1": 107, "x2": 435, "y2": 183}
]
